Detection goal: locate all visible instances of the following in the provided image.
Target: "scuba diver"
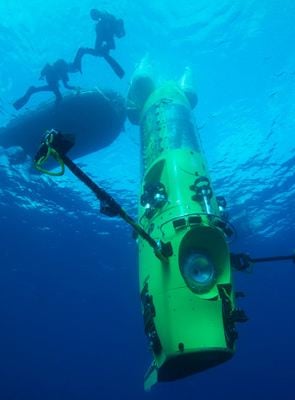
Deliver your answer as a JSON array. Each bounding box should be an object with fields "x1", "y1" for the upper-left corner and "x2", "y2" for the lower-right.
[
  {"x1": 13, "y1": 59, "x2": 78, "y2": 110},
  {"x1": 73, "y1": 8, "x2": 125, "y2": 79}
]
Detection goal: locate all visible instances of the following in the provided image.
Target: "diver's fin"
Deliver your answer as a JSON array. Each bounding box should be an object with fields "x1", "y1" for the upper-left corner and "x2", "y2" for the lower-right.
[
  {"x1": 103, "y1": 54, "x2": 125, "y2": 79},
  {"x1": 144, "y1": 362, "x2": 158, "y2": 391},
  {"x1": 13, "y1": 86, "x2": 36, "y2": 110},
  {"x1": 13, "y1": 95, "x2": 29, "y2": 110}
]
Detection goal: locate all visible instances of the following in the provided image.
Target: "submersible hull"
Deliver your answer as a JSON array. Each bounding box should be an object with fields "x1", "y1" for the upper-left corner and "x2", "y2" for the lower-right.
[{"x1": 127, "y1": 70, "x2": 237, "y2": 390}]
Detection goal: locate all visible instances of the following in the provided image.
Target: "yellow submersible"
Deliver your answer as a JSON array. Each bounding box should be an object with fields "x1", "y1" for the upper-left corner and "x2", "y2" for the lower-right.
[{"x1": 127, "y1": 66, "x2": 245, "y2": 390}]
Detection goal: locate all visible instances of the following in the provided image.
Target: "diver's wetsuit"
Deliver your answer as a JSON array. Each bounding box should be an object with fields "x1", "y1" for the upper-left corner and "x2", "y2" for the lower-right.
[
  {"x1": 13, "y1": 59, "x2": 76, "y2": 110},
  {"x1": 73, "y1": 10, "x2": 125, "y2": 78}
]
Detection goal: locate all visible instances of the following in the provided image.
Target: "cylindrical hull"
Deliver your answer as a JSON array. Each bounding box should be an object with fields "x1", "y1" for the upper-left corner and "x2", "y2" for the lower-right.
[{"x1": 128, "y1": 78, "x2": 237, "y2": 390}]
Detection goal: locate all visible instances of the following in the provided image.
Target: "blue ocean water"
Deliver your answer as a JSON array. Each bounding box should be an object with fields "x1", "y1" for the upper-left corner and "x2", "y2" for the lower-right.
[{"x1": 0, "y1": 0, "x2": 295, "y2": 399}]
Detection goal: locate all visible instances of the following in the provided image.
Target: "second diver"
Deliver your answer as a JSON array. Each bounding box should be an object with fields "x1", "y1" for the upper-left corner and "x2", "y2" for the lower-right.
[
  {"x1": 73, "y1": 9, "x2": 125, "y2": 79},
  {"x1": 13, "y1": 59, "x2": 77, "y2": 110}
]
